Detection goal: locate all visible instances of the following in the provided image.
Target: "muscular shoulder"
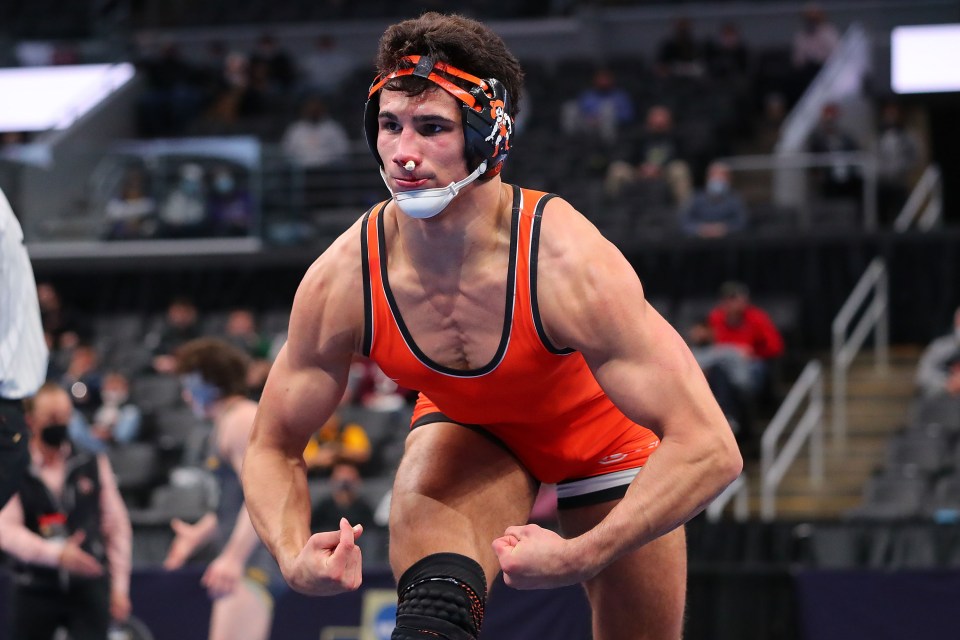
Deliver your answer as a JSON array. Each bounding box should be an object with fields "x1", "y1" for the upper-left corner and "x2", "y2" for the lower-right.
[
  {"x1": 535, "y1": 197, "x2": 648, "y2": 352},
  {"x1": 288, "y1": 216, "x2": 368, "y2": 363}
]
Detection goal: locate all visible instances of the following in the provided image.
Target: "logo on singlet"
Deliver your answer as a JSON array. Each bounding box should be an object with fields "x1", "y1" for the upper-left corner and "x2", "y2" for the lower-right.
[{"x1": 598, "y1": 453, "x2": 628, "y2": 465}]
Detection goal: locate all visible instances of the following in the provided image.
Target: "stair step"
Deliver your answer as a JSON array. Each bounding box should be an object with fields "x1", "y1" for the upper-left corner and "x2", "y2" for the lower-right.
[{"x1": 740, "y1": 346, "x2": 924, "y2": 520}]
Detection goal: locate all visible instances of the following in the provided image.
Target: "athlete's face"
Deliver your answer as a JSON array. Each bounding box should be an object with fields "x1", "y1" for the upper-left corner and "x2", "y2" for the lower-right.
[{"x1": 376, "y1": 87, "x2": 468, "y2": 192}]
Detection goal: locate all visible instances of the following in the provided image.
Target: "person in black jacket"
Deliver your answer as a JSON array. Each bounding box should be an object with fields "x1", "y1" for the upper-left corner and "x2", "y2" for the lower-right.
[{"x1": 0, "y1": 383, "x2": 132, "y2": 640}]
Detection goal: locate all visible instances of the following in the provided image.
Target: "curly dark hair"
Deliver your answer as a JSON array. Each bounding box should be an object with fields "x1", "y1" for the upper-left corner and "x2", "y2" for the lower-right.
[
  {"x1": 375, "y1": 12, "x2": 524, "y2": 121},
  {"x1": 175, "y1": 337, "x2": 250, "y2": 397}
]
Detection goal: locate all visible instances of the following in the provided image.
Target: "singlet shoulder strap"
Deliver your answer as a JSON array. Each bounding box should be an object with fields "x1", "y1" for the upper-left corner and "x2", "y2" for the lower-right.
[
  {"x1": 525, "y1": 190, "x2": 575, "y2": 355},
  {"x1": 360, "y1": 202, "x2": 389, "y2": 357}
]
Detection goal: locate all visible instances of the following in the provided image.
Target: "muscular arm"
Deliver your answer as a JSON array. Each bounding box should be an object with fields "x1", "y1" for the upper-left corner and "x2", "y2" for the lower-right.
[
  {"x1": 537, "y1": 199, "x2": 743, "y2": 576},
  {"x1": 241, "y1": 225, "x2": 366, "y2": 594}
]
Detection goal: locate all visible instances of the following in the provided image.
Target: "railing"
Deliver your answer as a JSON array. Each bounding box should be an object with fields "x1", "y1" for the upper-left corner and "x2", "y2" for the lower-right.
[
  {"x1": 760, "y1": 360, "x2": 825, "y2": 521},
  {"x1": 831, "y1": 258, "x2": 889, "y2": 444},
  {"x1": 893, "y1": 165, "x2": 942, "y2": 232},
  {"x1": 722, "y1": 151, "x2": 878, "y2": 230},
  {"x1": 705, "y1": 473, "x2": 749, "y2": 522}
]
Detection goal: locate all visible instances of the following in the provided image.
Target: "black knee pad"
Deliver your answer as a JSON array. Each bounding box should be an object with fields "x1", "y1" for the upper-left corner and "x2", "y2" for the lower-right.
[{"x1": 391, "y1": 552, "x2": 487, "y2": 640}]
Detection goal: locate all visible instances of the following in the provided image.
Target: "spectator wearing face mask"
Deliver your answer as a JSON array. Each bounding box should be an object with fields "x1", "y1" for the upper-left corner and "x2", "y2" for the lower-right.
[
  {"x1": 0, "y1": 383, "x2": 132, "y2": 639},
  {"x1": 68, "y1": 371, "x2": 142, "y2": 454},
  {"x1": 680, "y1": 161, "x2": 748, "y2": 238},
  {"x1": 159, "y1": 163, "x2": 210, "y2": 238},
  {"x1": 207, "y1": 165, "x2": 254, "y2": 237}
]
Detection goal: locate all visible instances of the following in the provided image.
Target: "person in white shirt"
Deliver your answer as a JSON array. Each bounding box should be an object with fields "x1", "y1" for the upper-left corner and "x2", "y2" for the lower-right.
[
  {"x1": 0, "y1": 185, "x2": 48, "y2": 510},
  {"x1": 280, "y1": 96, "x2": 351, "y2": 169}
]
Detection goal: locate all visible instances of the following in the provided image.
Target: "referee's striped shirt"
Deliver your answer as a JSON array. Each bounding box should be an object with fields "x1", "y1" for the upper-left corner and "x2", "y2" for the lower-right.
[{"x1": 0, "y1": 186, "x2": 48, "y2": 400}]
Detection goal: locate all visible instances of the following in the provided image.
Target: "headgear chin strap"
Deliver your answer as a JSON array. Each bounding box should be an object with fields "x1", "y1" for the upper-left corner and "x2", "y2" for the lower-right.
[
  {"x1": 364, "y1": 55, "x2": 513, "y2": 181},
  {"x1": 379, "y1": 160, "x2": 488, "y2": 219}
]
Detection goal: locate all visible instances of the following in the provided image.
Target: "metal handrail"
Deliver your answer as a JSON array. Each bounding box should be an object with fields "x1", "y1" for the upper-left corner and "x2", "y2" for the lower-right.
[
  {"x1": 831, "y1": 258, "x2": 889, "y2": 444},
  {"x1": 760, "y1": 360, "x2": 825, "y2": 521},
  {"x1": 720, "y1": 151, "x2": 878, "y2": 230},
  {"x1": 893, "y1": 165, "x2": 942, "y2": 232},
  {"x1": 705, "y1": 473, "x2": 749, "y2": 522}
]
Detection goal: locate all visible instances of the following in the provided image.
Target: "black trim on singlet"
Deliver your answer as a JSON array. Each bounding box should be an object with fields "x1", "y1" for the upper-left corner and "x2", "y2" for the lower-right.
[
  {"x1": 360, "y1": 205, "x2": 383, "y2": 358},
  {"x1": 410, "y1": 411, "x2": 516, "y2": 454},
  {"x1": 530, "y1": 194, "x2": 575, "y2": 355},
  {"x1": 377, "y1": 187, "x2": 523, "y2": 378},
  {"x1": 556, "y1": 484, "x2": 630, "y2": 509}
]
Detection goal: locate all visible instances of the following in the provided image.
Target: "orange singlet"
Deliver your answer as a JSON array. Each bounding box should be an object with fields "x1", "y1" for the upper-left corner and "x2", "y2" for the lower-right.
[{"x1": 361, "y1": 186, "x2": 660, "y2": 486}]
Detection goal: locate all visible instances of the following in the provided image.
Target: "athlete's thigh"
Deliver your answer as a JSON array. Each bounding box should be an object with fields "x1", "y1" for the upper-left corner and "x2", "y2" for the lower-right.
[
  {"x1": 389, "y1": 422, "x2": 537, "y2": 588},
  {"x1": 559, "y1": 500, "x2": 686, "y2": 640}
]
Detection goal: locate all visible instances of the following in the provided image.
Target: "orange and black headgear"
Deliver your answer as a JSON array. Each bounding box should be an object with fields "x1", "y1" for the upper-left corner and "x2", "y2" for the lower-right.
[{"x1": 363, "y1": 55, "x2": 513, "y2": 179}]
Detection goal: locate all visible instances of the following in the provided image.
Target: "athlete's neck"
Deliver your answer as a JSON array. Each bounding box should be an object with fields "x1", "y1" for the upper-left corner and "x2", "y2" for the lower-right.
[{"x1": 390, "y1": 179, "x2": 510, "y2": 273}]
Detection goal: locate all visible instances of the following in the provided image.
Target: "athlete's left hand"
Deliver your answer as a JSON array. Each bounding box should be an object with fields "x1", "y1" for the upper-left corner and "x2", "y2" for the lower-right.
[
  {"x1": 202, "y1": 552, "x2": 245, "y2": 599},
  {"x1": 492, "y1": 524, "x2": 593, "y2": 590}
]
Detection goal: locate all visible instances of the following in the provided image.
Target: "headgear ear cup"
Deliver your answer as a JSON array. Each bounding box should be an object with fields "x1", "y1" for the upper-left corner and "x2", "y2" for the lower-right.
[
  {"x1": 363, "y1": 57, "x2": 513, "y2": 180},
  {"x1": 464, "y1": 77, "x2": 512, "y2": 178}
]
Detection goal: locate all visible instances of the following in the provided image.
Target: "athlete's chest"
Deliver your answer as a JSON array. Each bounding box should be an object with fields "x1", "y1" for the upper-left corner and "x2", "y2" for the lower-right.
[{"x1": 384, "y1": 264, "x2": 511, "y2": 371}]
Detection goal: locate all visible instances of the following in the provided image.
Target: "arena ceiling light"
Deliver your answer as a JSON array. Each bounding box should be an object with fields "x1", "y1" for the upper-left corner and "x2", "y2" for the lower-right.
[
  {"x1": 0, "y1": 62, "x2": 135, "y2": 133},
  {"x1": 891, "y1": 23, "x2": 960, "y2": 94}
]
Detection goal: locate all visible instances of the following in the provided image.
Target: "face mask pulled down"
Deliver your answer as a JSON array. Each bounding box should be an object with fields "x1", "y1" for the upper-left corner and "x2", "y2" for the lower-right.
[{"x1": 380, "y1": 161, "x2": 487, "y2": 219}]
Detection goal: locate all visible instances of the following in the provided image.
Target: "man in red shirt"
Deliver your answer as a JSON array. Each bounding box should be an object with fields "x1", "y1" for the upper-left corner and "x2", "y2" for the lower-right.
[{"x1": 706, "y1": 281, "x2": 785, "y2": 396}]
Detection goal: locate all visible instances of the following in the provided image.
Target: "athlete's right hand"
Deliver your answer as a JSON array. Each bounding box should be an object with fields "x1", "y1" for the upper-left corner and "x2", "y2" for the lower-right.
[
  {"x1": 59, "y1": 531, "x2": 104, "y2": 578},
  {"x1": 280, "y1": 517, "x2": 364, "y2": 596}
]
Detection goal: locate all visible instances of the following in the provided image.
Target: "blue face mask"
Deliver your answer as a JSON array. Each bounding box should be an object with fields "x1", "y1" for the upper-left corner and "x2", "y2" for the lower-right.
[
  {"x1": 214, "y1": 176, "x2": 235, "y2": 194},
  {"x1": 180, "y1": 372, "x2": 221, "y2": 418},
  {"x1": 706, "y1": 179, "x2": 729, "y2": 196}
]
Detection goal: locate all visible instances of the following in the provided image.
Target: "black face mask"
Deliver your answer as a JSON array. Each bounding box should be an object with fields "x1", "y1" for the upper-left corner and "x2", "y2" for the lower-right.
[{"x1": 40, "y1": 424, "x2": 69, "y2": 447}]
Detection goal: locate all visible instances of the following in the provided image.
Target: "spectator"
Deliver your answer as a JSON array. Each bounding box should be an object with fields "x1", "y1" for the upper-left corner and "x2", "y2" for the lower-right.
[
  {"x1": 59, "y1": 342, "x2": 103, "y2": 419},
  {"x1": 561, "y1": 68, "x2": 634, "y2": 144},
  {"x1": 303, "y1": 408, "x2": 372, "y2": 477},
  {"x1": 223, "y1": 309, "x2": 271, "y2": 360},
  {"x1": 605, "y1": 104, "x2": 693, "y2": 208},
  {"x1": 688, "y1": 319, "x2": 754, "y2": 442},
  {"x1": 280, "y1": 96, "x2": 351, "y2": 169},
  {"x1": 705, "y1": 22, "x2": 751, "y2": 79},
  {"x1": 159, "y1": 163, "x2": 210, "y2": 238},
  {"x1": 656, "y1": 17, "x2": 706, "y2": 78},
  {"x1": 706, "y1": 281, "x2": 785, "y2": 398},
  {"x1": 147, "y1": 297, "x2": 203, "y2": 374},
  {"x1": 806, "y1": 102, "x2": 862, "y2": 203},
  {"x1": 299, "y1": 35, "x2": 357, "y2": 97},
  {"x1": 310, "y1": 462, "x2": 375, "y2": 533},
  {"x1": 791, "y1": 3, "x2": 840, "y2": 100},
  {"x1": 207, "y1": 165, "x2": 254, "y2": 237},
  {"x1": 136, "y1": 41, "x2": 205, "y2": 137},
  {"x1": 875, "y1": 100, "x2": 922, "y2": 225},
  {"x1": 69, "y1": 371, "x2": 142, "y2": 454},
  {"x1": 103, "y1": 166, "x2": 158, "y2": 240},
  {"x1": 680, "y1": 161, "x2": 748, "y2": 238},
  {"x1": 205, "y1": 50, "x2": 251, "y2": 125},
  {"x1": 0, "y1": 383, "x2": 132, "y2": 639},
  {"x1": 916, "y1": 307, "x2": 960, "y2": 398},
  {"x1": 248, "y1": 33, "x2": 297, "y2": 94},
  {"x1": 36, "y1": 282, "x2": 87, "y2": 354},
  {"x1": 223, "y1": 308, "x2": 273, "y2": 396}
]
